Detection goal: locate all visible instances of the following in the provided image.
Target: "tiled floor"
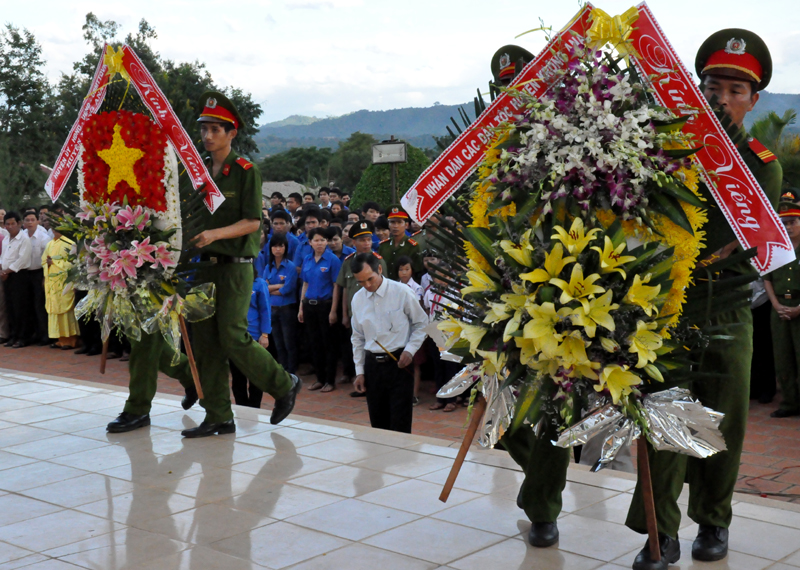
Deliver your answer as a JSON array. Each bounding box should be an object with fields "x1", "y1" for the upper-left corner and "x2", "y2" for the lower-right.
[{"x1": 1, "y1": 369, "x2": 800, "y2": 570}]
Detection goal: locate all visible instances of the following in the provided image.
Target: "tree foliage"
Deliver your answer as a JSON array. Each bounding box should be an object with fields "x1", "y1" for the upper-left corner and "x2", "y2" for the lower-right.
[
  {"x1": 328, "y1": 132, "x2": 377, "y2": 191},
  {"x1": 258, "y1": 146, "x2": 332, "y2": 186},
  {"x1": 351, "y1": 143, "x2": 430, "y2": 209},
  {"x1": 751, "y1": 109, "x2": 800, "y2": 190}
]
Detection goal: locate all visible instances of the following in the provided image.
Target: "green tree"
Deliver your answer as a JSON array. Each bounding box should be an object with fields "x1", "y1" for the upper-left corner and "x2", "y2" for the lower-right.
[
  {"x1": 751, "y1": 109, "x2": 800, "y2": 190},
  {"x1": 351, "y1": 143, "x2": 431, "y2": 209},
  {"x1": 258, "y1": 146, "x2": 332, "y2": 185},
  {"x1": 328, "y1": 132, "x2": 377, "y2": 191},
  {"x1": 0, "y1": 24, "x2": 60, "y2": 210}
]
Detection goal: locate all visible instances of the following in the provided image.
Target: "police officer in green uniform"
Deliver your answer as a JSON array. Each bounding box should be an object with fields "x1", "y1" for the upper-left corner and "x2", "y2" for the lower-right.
[
  {"x1": 764, "y1": 202, "x2": 800, "y2": 418},
  {"x1": 626, "y1": 29, "x2": 782, "y2": 570},
  {"x1": 377, "y1": 206, "x2": 423, "y2": 281},
  {"x1": 106, "y1": 333, "x2": 198, "y2": 432},
  {"x1": 185, "y1": 91, "x2": 301, "y2": 438}
]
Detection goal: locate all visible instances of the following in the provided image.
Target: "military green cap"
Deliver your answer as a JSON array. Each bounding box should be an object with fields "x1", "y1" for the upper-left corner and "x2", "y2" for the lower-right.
[
  {"x1": 491, "y1": 45, "x2": 534, "y2": 86},
  {"x1": 197, "y1": 91, "x2": 245, "y2": 130},
  {"x1": 779, "y1": 201, "x2": 800, "y2": 217},
  {"x1": 386, "y1": 204, "x2": 409, "y2": 220},
  {"x1": 695, "y1": 29, "x2": 772, "y2": 90}
]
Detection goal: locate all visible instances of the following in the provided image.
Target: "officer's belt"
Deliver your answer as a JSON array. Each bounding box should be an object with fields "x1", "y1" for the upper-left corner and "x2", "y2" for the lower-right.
[
  {"x1": 780, "y1": 292, "x2": 800, "y2": 300},
  {"x1": 303, "y1": 298, "x2": 331, "y2": 306},
  {"x1": 200, "y1": 254, "x2": 253, "y2": 264},
  {"x1": 368, "y1": 349, "x2": 404, "y2": 363}
]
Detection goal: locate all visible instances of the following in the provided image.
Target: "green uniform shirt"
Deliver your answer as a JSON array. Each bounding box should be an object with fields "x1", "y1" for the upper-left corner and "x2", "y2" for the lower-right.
[
  {"x1": 765, "y1": 244, "x2": 800, "y2": 302},
  {"x1": 199, "y1": 150, "x2": 263, "y2": 258},
  {"x1": 336, "y1": 252, "x2": 388, "y2": 312},
  {"x1": 378, "y1": 237, "x2": 424, "y2": 280},
  {"x1": 699, "y1": 127, "x2": 783, "y2": 272}
]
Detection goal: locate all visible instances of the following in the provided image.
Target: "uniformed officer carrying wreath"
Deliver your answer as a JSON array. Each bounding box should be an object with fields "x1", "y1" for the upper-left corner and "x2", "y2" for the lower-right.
[
  {"x1": 625, "y1": 29, "x2": 782, "y2": 570},
  {"x1": 186, "y1": 91, "x2": 301, "y2": 438}
]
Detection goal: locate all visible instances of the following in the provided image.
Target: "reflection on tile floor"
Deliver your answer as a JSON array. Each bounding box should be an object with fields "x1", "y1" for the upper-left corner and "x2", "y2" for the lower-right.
[{"x1": 1, "y1": 368, "x2": 800, "y2": 570}]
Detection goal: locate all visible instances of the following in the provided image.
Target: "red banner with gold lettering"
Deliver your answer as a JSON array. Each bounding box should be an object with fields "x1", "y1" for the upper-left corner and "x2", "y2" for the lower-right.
[
  {"x1": 401, "y1": 4, "x2": 594, "y2": 224},
  {"x1": 629, "y1": 3, "x2": 793, "y2": 274},
  {"x1": 45, "y1": 44, "x2": 224, "y2": 213}
]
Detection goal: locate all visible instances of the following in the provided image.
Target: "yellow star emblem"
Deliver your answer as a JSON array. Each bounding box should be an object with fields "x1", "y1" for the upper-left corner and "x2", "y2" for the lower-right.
[{"x1": 97, "y1": 123, "x2": 144, "y2": 195}]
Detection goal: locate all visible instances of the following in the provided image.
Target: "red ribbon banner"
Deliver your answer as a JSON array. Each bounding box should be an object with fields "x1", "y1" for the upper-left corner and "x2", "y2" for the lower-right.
[
  {"x1": 401, "y1": 4, "x2": 594, "y2": 224},
  {"x1": 45, "y1": 44, "x2": 224, "y2": 214},
  {"x1": 630, "y1": 3, "x2": 793, "y2": 274}
]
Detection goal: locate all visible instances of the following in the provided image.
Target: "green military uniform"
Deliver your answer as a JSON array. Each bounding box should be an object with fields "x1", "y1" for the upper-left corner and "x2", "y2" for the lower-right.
[
  {"x1": 336, "y1": 251, "x2": 388, "y2": 313},
  {"x1": 764, "y1": 215, "x2": 800, "y2": 414},
  {"x1": 377, "y1": 237, "x2": 423, "y2": 281},
  {"x1": 123, "y1": 332, "x2": 194, "y2": 416},
  {"x1": 193, "y1": 92, "x2": 293, "y2": 425},
  {"x1": 626, "y1": 29, "x2": 783, "y2": 541}
]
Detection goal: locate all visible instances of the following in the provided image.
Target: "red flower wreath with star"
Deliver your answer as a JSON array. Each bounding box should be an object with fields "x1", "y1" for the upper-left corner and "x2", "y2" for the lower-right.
[{"x1": 81, "y1": 110, "x2": 169, "y2": 212}]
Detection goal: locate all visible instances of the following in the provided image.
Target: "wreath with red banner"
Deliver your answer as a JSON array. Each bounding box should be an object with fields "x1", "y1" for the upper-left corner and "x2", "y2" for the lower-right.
[{"x1": 80, "y1": 110, "x2": 169, "y2": 212}]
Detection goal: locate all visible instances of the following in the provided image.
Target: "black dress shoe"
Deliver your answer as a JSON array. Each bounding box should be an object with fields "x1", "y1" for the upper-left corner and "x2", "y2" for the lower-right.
[
  {"x1": 528, "y1": 522, "x2": 559, "y2": 547},
  {"x1": 181, "y1": 387, "x2": 198, "y2": 410},
  {"x1": 74, "y1": 345, "x2": 90, "y2": 355},
  {"x1": 633, "y1": 533, "x2": 680, "y2": 570},
  {"x1": 85, "y1": 346, "x2": 102, "y2": 356},
  {"x1": 349, "y1": 390, "x2": 366, "y2": 398},
  {"x1": 4, "y1": 339, "x2": 16, "y2": 347},
  {"x1": 770, "y1": 408, "x2": 800, "y2": 418},
  {"x1": 181, "y1": 420, "x2": 236, "y2": 438},
  {"x1": 270, "y1": 374, "x2": 302, "y2": 425},
  {"x1": 758, "y1": 393, "x2": 775, "y2": 404},
  {"x1": 692, "y1": 525, "x2": 728, "y2": 561},
  {"x1": 12, "y1": 341, "x2": 28, "y2": 348},
  {"x1": 107, "y1": 412, "x2": 151, "y2": 433}
]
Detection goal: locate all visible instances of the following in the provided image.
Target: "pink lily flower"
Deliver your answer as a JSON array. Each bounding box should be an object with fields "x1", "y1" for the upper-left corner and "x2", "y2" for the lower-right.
[
  {"x1": 116, "y1": 206, "x2": 150, "y2": 232},
  {"x1": 110, "y1": 250, "x2": 138, "y2": 279},
  {"x1": 151, "y1": 242, "x2": 177, "y2": 270},
  {"x1": 76, "y1": 204, "x2": 95, "y2": 223},
  {"x1": 109, "y1": 273, "x2": 127, "y2": 291},
  {"x1": 130, "y1": 237, "x2": 157, "y2": 267}
]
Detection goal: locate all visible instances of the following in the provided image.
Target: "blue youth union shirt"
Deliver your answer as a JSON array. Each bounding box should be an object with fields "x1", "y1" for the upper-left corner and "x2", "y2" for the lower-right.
[
  {"x1": 301, "y1": 249, "x2": 341, "y2": 301},
  {"x1": 264, "y1": 259, "x2": 298, "y2": 307},
  {"x1": 248, "y1": 278, "x2": 272, "y2": 339}
]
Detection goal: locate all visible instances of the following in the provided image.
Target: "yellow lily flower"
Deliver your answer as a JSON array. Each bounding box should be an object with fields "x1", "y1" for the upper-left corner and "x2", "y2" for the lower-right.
[
  {"x1": 462, "y1": 259, "x2": 499, "y2": 296},
  {"x1": 503, "y1": 313, "x2": 522, "y2": 342},
  {"x1": 624, "y1": 274, "x2": 661, "y2": 316},
  {"x1": 590, "y1": 236, "x2": 636, "y2": 278},
  {"x1": 484, "y1": 302, "x2": 512, "y2": 325},
  {"x1": 627, "y1": 320, "x2": 663, "y2": 368},
  {"x1": 477, "y1": 350, "x2": 507, "y2": 377},
  {"x1": 563, "y1": 360, "x2": 601, "y2": 380},
  {"x1": 515, "y1": 336, "x2": 540, "y2": 366},
  {"x1": 551, "y1": 217, "x2": 601, "y2": 255},
  {"x1": 461, "y1": 322, "x2": 488, "y2": 355},
  {"x1": 520, "y1": 243, "x2": 576, "y2": 284},
  {"x1": 599, "y1": 336, "x2": 621, "y2": 353},
  {"x1": 556, "y1": 330, "x2": 590, "y2": 367},
  {"x1": 500, "y1": 229, "x2": 534, "y2": 267},
  {"x1": 549, "y1": 264, "x2": 605, "y2": 312},
  {"x1": 499, "y1": 286, "x2": 529, "y2": 341},
  {"x1": 528, "y1": 355, "x2": 560, "y2": 377},
  {"x1": 438, "y1": 318, "x2": 463, "y2": 349},
  {"x1": 570, "y1": 289, "x2": 619, "y2": 338},
  {"x1": 596, "y1": 364, "x2": 641, "y2": 404}
]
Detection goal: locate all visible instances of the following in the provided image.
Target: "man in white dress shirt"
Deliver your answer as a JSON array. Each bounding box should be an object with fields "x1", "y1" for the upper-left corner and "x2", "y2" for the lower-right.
[
  {"x1": 24, "y1": 209, "x2": 52, "y2": 345},
  {"x1": 1, "y1": 211, "x2": 32, "y2": 348},
  {"x1": 351, "y1": 252, "x2": 427, "y2": 433}
]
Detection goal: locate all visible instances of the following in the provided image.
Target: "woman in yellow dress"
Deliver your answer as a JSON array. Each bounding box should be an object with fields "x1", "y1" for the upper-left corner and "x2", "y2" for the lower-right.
[{"x1": 42, "y1": 229, "x2": 79, "y2": 348}]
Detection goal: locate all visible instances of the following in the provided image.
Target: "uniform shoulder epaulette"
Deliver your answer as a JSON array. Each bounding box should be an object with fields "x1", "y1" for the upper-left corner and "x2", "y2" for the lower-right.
[
  {"x1": 235, "y1": 157, "x2": 254, "y2": 170},
  {"x1": 379, "y1": 238, "x2": 390, "y2": 244},
  {"x1": 412, "y1": 230, "x2": 424, "y2": 237},
  {"x1": 345, "y1": 252, "x2": 355, "y2": 260},
  {"x1": 408, "y1": 238, "x2": 418, "y2": 246},
  {"x1": 748, "y1": 138, "x2": 778, "y2": 164},
  {"x1": 372, "y1": 252, "x2": 383, "y2": 259}
]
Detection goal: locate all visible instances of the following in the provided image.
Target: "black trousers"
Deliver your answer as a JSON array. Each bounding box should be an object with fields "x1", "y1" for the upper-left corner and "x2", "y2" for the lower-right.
[
  {"x1": 75, "y1": 290, "x2": 102, "y2": 351},
  {"x1": 365, "y1": 351, "x2": 414, "y2": 433},
  {"x1": 28, "y1": 268, "x2": 48, "y2": 342},
  {"x1": 303, "y1": 300, "x2": 337, "y2": 385},
  {"x1": 427, "y1": 339, "x2": 461, "y2": 404},
  {"x1": 4, "y1": 270, "x2": 32, "y2": 343},
  {"x1": 750, "y1": 301, "x2": 776, "y2": 400},
  {"x1": 230, "y1": 361, "x2": 264, "y2": 408}
]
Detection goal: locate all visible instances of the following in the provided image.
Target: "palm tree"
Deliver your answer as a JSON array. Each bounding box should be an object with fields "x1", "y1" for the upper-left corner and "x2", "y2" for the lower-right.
[{"x1": 749, "y1": 109, "x2": 800, "y2": 191}]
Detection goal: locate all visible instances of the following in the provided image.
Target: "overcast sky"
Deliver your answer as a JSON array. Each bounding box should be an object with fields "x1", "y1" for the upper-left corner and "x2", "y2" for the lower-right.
[{"x1": 5, "y1": 0, "x2": 799, "y2": 125}]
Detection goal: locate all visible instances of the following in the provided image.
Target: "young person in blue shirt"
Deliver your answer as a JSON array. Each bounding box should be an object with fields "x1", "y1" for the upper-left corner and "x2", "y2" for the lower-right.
[
  {"x1": 255, "y1": 209, "x2": 299, "y2": 276},
  {"x1": 293, "y1": 209, "x2": 322, "y2": 274},
  {"x1": 262, "y1": 233, "x2": 298, "y2": 374},
  {"x1": 229, "y1": 271, "x2": 272, "y2": 408},
  {"x1": 328, "y1": 225, "x2": 355, "y2": 262},
  {"x1": 298, "y1": 227, "x2": 342, "y2": 392}
]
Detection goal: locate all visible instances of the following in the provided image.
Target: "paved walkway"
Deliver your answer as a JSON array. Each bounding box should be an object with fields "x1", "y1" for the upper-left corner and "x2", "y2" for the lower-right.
[
  {"x1": 1, "y1": 344, "x2": 799, "y2": 504},
  {"x1": 2, "y1": 371, "x2": 800, "y2": 570}
]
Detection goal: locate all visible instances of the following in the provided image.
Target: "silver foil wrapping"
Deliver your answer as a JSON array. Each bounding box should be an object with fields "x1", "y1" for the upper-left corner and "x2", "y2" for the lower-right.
[
  {"x1": 436, "y1": 363, "x2": 481, "y2": 399},
  {"x1": 553, "y1": 388, "x2": 726, "y2": 472},
  {"x1": 477, "y1": 373, "x2": 517, "y2": 448}
]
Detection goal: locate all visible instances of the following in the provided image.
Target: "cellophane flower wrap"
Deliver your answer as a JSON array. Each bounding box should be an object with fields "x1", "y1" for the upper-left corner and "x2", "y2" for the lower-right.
[
  {"x1": 60, "y1": 108, "x2": 214, "y2": 362},
  {"x1": 434, "y1": 38, "x2": 729, "y2": 448}
]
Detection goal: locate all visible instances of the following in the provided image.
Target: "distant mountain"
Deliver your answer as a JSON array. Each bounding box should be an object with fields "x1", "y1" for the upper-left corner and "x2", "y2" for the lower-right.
[{"x1": 253, "y1": 91, "x2": 799, "y2": 157}]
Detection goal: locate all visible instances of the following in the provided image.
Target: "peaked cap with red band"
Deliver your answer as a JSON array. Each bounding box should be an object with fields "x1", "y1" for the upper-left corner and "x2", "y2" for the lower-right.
[
  {"x1": 695, "y1": 29, "x2": 772, "y2": 90},
  {"x1": 491, "y1": 45, "x2": 534, "y2": 87},
  {"x1": 779, "y1": 201, "x2": 800, "y2": 218},
  {"x1": 197, "y1": 91, "x2": 245, "y2": 130},
  {"x1": 386, "y1": 205, "x2": 410, "y2": 220}
]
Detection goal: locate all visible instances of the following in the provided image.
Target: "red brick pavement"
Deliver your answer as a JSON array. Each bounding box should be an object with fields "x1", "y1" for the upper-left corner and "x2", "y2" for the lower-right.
[{"x1": 2, "y1": 343, "x2": 799, "y2": 502}]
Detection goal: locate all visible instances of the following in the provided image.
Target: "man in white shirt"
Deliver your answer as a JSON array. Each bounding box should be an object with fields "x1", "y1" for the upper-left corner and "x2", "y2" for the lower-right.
[
  {"x1": 351, "y1": 252, "x2": 427, "y2": 433},
  {"x1": 1, "y1": 211, "x2": 33, "y2": 348},
  {"x1": 0, "y1": 219, "x2": 9, "y2": 343},
  {"x1": 24, "y1": 209, "x2": 52, "y2": 345}
]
